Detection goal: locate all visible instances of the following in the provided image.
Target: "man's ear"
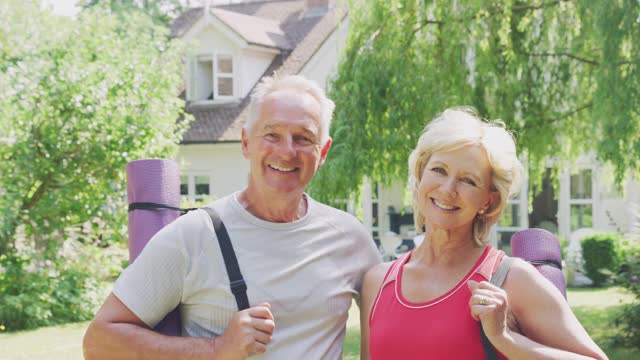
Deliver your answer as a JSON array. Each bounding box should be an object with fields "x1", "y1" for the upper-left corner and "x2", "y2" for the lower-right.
[
  {"x1": 241, "y1": 127, "x2": 250, "y2": 159},
  {"x1": 317, "y1": 137, "x2": 332, "y2": 168}
]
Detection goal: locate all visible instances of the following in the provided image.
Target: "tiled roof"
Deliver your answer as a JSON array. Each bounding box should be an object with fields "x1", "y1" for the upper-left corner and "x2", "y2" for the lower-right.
[
  {"x1": 177, "y1": 1, "x2": 346, "y2": 144},
  {"x1": 211, "y1": 8, "x2": 292, "y2": 50}
]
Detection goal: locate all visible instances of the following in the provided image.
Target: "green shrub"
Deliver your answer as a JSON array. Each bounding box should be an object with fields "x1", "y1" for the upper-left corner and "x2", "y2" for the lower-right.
[
  {"x1": 581, "y1": 233, "x2": 622, "y2": 287},
  {"x1": 611, "y1": 239, "x2": 640, "y2": 347},
  {"x1": 0, "y1": 236, "x2": 127, "y2": 332}
]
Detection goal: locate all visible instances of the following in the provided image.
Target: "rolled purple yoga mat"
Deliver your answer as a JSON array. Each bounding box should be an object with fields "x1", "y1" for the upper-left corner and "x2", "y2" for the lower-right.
[
  {"x1": 511, "y1": 228, "x2": 567, "y2": 299},
  {"x1": 127, "y1": 158, "x2": 181, "y2": 335}
]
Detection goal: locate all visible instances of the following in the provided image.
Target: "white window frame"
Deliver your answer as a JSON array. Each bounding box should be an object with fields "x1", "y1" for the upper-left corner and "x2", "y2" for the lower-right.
[
  {"x1": 558, "y1": 160, "x2": 598, "y2": 239},
  {"x1": 214, "y1": 53, "x2": 234, "y2": 100},
  {"x1": 187, "y1": 52, "x2": 235, "y2": 102},
  {"x1": 490, "y1": 160, "x2": 529, "y2": 249},
  {"x1": 568, "y1": 167, "x2": 596, "y2": 232},
  {"x1": 362, "y1": 178, "x2": 381, "y2": 239},
  {"x1": 180, "y1": 173, "x2": 213, "y2": 202}
]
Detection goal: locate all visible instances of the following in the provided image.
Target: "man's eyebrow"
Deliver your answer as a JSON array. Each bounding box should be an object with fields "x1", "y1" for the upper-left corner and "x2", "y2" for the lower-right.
[{"x1": 261, "y1": 124, "x2": 319, "y2": 136}]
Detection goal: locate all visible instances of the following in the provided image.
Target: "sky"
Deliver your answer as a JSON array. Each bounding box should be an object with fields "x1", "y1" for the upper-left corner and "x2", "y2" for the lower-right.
[{"x1": 41, "y1": 0, "x2": 81, "y2": 17}]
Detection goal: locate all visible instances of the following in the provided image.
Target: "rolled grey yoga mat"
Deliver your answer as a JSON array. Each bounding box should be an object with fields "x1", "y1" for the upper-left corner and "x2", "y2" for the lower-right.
[
  {"x1": 511, "y1": 228, "x2": 567, "y2": 299},
  {"x1": 126, "y1": 158, "x2": 181, "y2": 335}
]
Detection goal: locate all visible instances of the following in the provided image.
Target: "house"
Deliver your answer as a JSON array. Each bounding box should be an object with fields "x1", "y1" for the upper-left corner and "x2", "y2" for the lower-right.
[
  {"x1": 171, "y1": 0, "x2": 347, "y2": 201},
  {"x1": 171, "y1": 0, "x2": 640, "y2": 259}
]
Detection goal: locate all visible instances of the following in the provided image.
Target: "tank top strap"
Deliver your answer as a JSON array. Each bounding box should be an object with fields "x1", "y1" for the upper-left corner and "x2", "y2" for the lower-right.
[
  {"x1": 475, "y1": 246, "x2": 506, "y2": 281},
  {"x1": 381, "y1": 251, "x2": 412, "y2": 287},
  {"x1": 370, "y1": 251, "x2": 412, "y2": 324}
]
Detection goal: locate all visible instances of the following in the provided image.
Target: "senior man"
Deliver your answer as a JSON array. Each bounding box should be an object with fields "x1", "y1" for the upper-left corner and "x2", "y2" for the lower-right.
[{"x1": 83, "y1": 75, "x2": 381, "y2": 359}]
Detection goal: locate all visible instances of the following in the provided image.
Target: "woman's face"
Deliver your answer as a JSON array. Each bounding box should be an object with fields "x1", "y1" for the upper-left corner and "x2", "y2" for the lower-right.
[{"x1": 417, "y1": 144, "x2": 495, "y2": 233}]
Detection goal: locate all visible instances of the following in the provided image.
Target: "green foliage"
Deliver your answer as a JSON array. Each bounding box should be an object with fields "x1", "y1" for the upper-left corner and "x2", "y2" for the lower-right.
[
  {"x1": 309, "y1": 0, "x2": 640, "y2": 203},
  {"x1": 0, "y1": 238, "x2": 127, "y2": 331},
  {"x1": 581, "y1": 233, "x2": 622, "y2": 286},
  {"x1": 0, "y1": 1, "x2": 192, "y2": 252},
  {"x1": 612, "y1": 239, "x2": 640, "y2": 347}
]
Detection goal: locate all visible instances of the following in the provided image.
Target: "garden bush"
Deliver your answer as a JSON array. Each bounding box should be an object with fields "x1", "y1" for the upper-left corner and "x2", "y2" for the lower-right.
[
  {"x1": 581, "y1": 232, "x2": 622, "y2": 286},
  {"x1": 612, "y1": 239, "x2": 640, "y2": 347},
  {"x1": 0, "y1": 227, "x2": 127, "y2": 332}
]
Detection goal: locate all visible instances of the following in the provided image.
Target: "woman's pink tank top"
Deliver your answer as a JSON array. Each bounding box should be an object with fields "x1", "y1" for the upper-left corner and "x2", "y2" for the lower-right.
[{"x1": 369, "y1": 246, "x2": 507, "y2": 359}]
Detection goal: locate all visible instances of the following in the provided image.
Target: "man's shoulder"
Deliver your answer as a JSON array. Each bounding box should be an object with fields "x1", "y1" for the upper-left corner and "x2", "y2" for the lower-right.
[
  {"x1": 200, "y1": 193, "x2": 234, "y2": 212},
  {"x1": 160, "y1": 195, "x2": 236, "y2": 243},
  {"x1": 311, "y1": 199, "x2": 361, "y2": 224},
  {"x1": 309, "y1": 198, "x2": 371, "y2": 238}
]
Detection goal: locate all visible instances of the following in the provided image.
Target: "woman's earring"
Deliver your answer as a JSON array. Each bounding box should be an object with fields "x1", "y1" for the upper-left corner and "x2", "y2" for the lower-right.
[{"x1": 478, "y1": 209, "x2": 485, "y2": 215}]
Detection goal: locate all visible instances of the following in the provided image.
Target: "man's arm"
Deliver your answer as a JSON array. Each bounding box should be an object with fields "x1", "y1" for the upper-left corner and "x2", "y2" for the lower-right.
[{"x1": 83, "y1": 293, "x2": 275, "y2": 360}]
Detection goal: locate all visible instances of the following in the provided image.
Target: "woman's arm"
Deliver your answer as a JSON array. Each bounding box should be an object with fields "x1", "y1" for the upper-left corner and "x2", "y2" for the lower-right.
[
  {"x1": 469, "y1": 259, "x2": 608, "y2": 360},
  {"x1": 359, "y1": 263, "x2": 391, "y2": 360}
]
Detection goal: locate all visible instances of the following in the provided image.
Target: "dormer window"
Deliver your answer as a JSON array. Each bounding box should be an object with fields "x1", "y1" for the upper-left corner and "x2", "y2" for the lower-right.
[{"x1": 189, "y1": 53, "x2": 235, "y2": 102}]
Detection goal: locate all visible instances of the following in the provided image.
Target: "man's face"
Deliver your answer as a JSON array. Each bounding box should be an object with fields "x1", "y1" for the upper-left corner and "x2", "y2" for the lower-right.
[{"x1": 242, "y1": 89, "x2": 332, "y2": 196}]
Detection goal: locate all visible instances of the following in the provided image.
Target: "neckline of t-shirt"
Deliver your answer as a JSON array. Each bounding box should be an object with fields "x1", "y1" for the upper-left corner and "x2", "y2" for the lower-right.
[
  {"x1": 229, "y1": 191, "x2": 315, "y2": 230},
  {"x1": 394, "y1": 245, "x2": 491, "y2": 309}
]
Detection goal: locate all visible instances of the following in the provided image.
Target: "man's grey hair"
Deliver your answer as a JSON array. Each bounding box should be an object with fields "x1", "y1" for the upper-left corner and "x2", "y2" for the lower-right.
[{"x1": 244, "y1": 74, "x2": 335, "y2": 144}]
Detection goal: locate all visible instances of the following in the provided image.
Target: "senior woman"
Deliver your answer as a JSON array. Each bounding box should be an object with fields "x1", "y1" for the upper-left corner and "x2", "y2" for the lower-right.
[{"x1": 360, "y1": 108, "x2": 607, "y2": 359}]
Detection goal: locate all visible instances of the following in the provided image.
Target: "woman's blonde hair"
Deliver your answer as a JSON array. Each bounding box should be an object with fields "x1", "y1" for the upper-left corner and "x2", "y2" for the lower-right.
[{"x1": 407, "y1": 107, "x2": 524, "y2": 245}]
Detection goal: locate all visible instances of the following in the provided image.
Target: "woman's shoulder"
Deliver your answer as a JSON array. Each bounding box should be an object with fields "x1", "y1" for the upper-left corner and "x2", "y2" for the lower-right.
[
  {"x1": 363, "y1": 261, "x2": 396, "y2": 289},
  {"x1": 503, "y1": 257, "x2": 546, "y2": 284},
  {"x1": 368, "y1": 261, "x2": 395, "y2": 276},
  {"x1": 502, "y1": 257, "x2": 567, "y2": 306}
]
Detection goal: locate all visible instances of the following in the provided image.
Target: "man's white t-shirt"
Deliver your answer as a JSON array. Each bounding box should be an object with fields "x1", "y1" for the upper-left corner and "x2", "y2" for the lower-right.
[{"x1": 113, "y1": 192, "x2": 381, "y2": 359}]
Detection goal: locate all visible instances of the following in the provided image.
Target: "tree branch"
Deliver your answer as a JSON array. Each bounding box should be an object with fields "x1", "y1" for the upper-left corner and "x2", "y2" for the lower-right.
[
  {"x1": 410, "y1": 19, "x2": 444, "y2": 39},
  {"x1": 22, "y1": 172, "x2": 55, "y2": 211},
  {"x1": 407, "y1": 0, "x2": 574, "y2": 46},
  {"x1": 512, "y1": 0, "x2": 574, "y2": 12},
  {"x1": 557, "y1": 102, "x2": 593, "y2": 121},
  {"x1": 475, "y1": 0, "x2": 575, "y2": 22},
  {"x1": 526, "y1": 51, "x2": 599, "y2": 65},
  {"x1": 528, "y1": 102, "x2": 593, "y2": 130}
]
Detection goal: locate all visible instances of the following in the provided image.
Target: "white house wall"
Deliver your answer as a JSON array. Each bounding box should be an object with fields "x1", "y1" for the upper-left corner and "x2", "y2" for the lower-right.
[
  {"x1": 176, "y1": 143, "x2": 249, "y2": 199},
  {"x1": 188, "y1": 25, "x2": 276, "y2": 100},
  {"x1": 624, "y1": 178, "x2": 640, "y2": 234},
  {"x1": 594, "y1": 164, "x2": 626, "y2": 232},
  {"x1": 300, "y1": 16, "x2": 350, "y2": 89},
  {"x1": 197, "y1": 27, "x2": 237, "y2": 55},
  {"x1": 240, "y1": 49, "x2": 276, "y2": 98}
]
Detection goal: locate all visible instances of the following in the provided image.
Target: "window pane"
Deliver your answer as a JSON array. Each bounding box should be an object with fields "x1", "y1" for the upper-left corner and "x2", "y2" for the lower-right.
[
  {"x1": 196, "y1": 59, "x2": 213, "y2": 100},
  {"x1": 195, "y1": 176, "x2": 210, "y2": 196},
  {"x1": 570, "y1": 169, "x2": 592, "y2": 199},
  {"x1": 180, "y1": 176, "x2": 188, "y2": 196},
  {"x1": 217, "y1": 77, "x2": 233, "y2": 96},
  {"x1": 372, "y1": 202, "x2": 378, "y2": 227},
  {"x1": 570, "y1": 204, "x2": 593, "y2": 230},
  {"x1": 217, "y1": 55, "x2": 233, "y2": 73},
  {"x1": 498, "y1": 204, "x2": 520, "y2": 227}
]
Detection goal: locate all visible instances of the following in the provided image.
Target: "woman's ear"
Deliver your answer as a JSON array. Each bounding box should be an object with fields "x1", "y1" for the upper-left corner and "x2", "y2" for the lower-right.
[{"x1": 484, "y1": 191, "x2": 500, "y2": 215}]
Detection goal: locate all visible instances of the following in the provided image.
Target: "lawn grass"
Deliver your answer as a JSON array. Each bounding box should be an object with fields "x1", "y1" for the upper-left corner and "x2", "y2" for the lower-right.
[
  {"x1": 0, "y1": 287, "x2": 636, "y2": 359},
  {"x1": 0, "y1": 321, "x2": 89, "y2": 360}
]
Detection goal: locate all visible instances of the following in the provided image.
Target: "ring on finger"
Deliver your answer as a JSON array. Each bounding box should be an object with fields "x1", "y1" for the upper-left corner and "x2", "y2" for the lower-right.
[{"x1": 479, "y1": 298, "x2": 489, "y2": 305}]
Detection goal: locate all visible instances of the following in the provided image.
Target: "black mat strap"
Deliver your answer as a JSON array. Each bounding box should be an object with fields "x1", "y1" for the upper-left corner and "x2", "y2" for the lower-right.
[
  {"x1": 202, "y1": 207, "x2": 249, "y2": 311},
  {"x1": 128, "y1": 202, "x2": 198, "y2": 215},
  {"x1": 528, "y1": 259, "x2": 562, "y2": 270}
]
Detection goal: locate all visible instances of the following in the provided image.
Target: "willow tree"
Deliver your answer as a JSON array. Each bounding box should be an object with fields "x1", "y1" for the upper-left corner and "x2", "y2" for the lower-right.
[{"x1": 309, "y1": 0, "x2": 639, "y2": 204}]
